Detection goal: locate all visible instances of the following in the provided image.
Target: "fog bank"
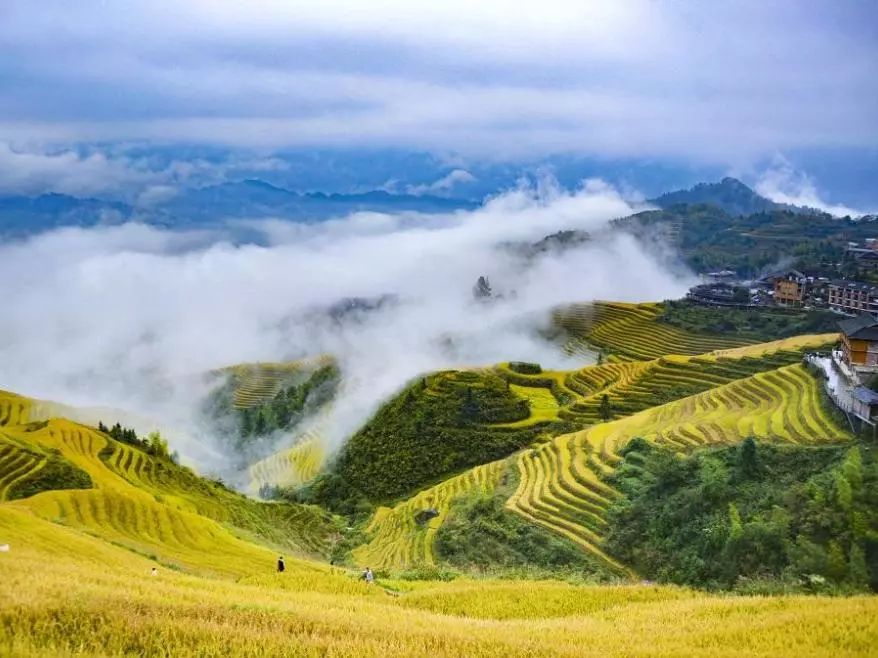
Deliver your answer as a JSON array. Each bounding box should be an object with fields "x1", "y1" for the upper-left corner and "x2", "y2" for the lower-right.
[{"x1": 0, "y1": 179, "x2": 692, "y2": 472}]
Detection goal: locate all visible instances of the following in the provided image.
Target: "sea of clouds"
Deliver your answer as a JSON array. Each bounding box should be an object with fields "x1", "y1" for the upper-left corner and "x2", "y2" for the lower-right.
[{"x1": 0, "y1": 178, "x2": 693, "y2": 473}]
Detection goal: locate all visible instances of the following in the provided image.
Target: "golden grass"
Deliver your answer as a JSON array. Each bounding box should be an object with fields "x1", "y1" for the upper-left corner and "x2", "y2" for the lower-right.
[
  {"x1": 1, "y1": 506, "x2": 876, "y2": 658},
  {"x1": 352, "y1": 460, "x2": 506, "y2": 569},
  {"x1": 502, "y1": 383, "x2": 561, "y2": 424},
  {"x1": 507, "y1": 364, "x2": 851, "y2": 570},
  {"x1": 247, "y1": 435, "x2": 325, "y2": 494}
]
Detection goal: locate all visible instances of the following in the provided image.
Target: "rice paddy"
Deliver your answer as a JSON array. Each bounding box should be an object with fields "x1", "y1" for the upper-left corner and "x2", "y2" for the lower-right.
[
  {"x1": 1, "y1": 502, "x2": 875, "y2": 657},
  {"x1": 506, "y1": 363, "x2": 851, "y2": 570},
  {"x1": 554, "y1": 301, "x2": 761, "y2": 360},
  {"x1": 352, "y1": 460, "x2": 506, "y2": 569},
  {"x1": 1, "y1": 309, "x2": 873, "y2": 657}
]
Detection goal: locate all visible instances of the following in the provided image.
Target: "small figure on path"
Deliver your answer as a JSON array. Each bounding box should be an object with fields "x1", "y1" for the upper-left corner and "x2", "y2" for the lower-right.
[
  {"x1": 277, "y1": 556, "x2": 285, "y2": 573},
  {"x1": 363, "y1": 567, "x2": 374, "y2": 584},
  {"x1": 151, "y1": 567, "x2": 158, "y2": 577}
]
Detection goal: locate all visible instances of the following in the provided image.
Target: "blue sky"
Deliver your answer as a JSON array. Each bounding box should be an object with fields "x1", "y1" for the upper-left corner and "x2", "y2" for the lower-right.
[{"x1": 0, "y1": 1, "x2": 876, "y2": 209}]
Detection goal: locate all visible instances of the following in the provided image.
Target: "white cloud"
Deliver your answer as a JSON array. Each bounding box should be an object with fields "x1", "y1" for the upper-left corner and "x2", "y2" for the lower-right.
[
  {"x1": 406, "y1": 169, "x2": 476, "y2": 196},
  {"x1": 755, "y1": 156, "x2": 866, "y2": 217},
  {"x1": 0, "y1": 141, "x2": 293, "y2": 199},
  {"x1": 136, "y1": 184, "x2": 178, "y2": 207},
  {"x1": 0, "y1": 142, "x2": 155, "y2": 197},
  {"x1": 0, "y1": 1, "x2": 874, "y2": 161},
  {"x1": 0, "y1": 179, "x2": 691, "y2": 473}
]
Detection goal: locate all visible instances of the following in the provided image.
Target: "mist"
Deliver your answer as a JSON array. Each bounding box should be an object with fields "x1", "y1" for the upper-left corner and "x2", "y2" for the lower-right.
[{"x1": 0, "y1": 179, "x2": 692, "y2": 474}]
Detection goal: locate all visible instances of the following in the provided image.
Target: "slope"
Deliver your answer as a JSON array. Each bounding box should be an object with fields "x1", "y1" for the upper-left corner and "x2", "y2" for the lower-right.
[
  {"x1": 1, "y1": 502, "x2": 876, "y2": 658},
  {"x1": 506, "y1": 363, "x2": 851, "y2": 571},
  {"x1": 0, "y1": 392, "x2": 341, "y2": 576},
  {"x1": 554, "y1": 301, "x2": 760, "y2": 361}
]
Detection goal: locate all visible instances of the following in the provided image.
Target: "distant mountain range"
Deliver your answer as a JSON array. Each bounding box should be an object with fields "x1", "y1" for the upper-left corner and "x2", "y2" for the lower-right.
[
  {"x1": 0, "y1": 179, "x2": 478, "y2": 237},
  {"x1": 0, "y1": 176, "x2": 839, "y2": 238}
]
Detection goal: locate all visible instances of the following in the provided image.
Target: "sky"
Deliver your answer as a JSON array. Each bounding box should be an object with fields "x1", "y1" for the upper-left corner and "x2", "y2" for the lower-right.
[{"x1": 0, "y1": 1, "x2": 876, "y2": 209}]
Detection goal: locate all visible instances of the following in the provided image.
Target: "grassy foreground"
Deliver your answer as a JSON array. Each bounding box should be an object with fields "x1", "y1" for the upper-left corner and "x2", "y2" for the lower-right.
[{"x1": 1, "y1": 506, "x2": 876, "y2": 658}]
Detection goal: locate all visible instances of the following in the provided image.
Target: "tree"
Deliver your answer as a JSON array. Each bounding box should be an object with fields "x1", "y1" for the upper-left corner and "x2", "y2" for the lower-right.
[
  {"x1": 847, "y1": 544, "x2": 869, "y2": 588},
  {"x1": 599, "y1": 394, "x2": 612, "y2": 422},
  {"x1": 473, "y1": 275, "x2": 492, "y2": 300},
  {"x1": 826, "y1": 540, "x2": 847, "y2": 581},
  {"x1": 739, "y1": 437, "x2": 759, "y2": 478},
  {"x1": 146, "y1": 431, "x2": 169, "y2": 460}
]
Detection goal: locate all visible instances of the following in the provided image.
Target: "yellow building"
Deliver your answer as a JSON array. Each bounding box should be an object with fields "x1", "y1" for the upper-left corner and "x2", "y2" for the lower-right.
[
  {"x1": 772, "y1": 270, "x2": 807, "y2": 306},
  {"x1": 839, "y1": 314, "x2": 878, "y2": 369}
]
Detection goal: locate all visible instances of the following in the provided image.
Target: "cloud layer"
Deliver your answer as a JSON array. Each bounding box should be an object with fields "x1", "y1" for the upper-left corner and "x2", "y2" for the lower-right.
[
  {"x1": 1, "y1": 1, "x2": 875, "y2": 162},
  {"x1": 0, "y1": 180, "x2": 690, "y2": 471}
]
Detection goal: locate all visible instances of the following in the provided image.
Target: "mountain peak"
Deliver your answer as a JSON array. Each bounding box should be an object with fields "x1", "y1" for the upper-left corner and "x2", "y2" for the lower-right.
[{"x1": 650, "y1": 177, "x2": 778, "y2": 216}]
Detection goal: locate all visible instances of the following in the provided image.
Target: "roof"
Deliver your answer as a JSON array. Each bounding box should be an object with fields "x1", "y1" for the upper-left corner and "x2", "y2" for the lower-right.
[
  {"x1": 853, "y1": 386, "x2": 878, "y2": 405},
  {"x1": 839, "y1": 314, "x2": 878, "y2": 339},
  {"x1": 761, "y1": 268, "x2": 805, "y2": 282},
  {"x1": 830, "y1": 279, "x2": 878, "y2": 292}
]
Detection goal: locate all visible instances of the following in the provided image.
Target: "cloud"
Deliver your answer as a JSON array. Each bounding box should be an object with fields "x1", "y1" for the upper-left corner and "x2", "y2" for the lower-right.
[
  {"x1": 0, "y1": 179, "x2": 691, "y2": 474},
  {"x1": 0, "y1": 142, "x2": 156, "y2": 198},
  {"x1": 136, "y1": 184, "x2": 179, "y2": 207},
  {"x1": 0, "y1": 141, "x2": 293, "y2": 199},
  {"x1": 406, "y1": 169, "x2": 476, "y2": 196},
  {"x1": 0, "y1": 1, "x2": 874, "y2": 162},
  {"x1": 755, "y1": 156, "x2": 867, "y2": 217}
]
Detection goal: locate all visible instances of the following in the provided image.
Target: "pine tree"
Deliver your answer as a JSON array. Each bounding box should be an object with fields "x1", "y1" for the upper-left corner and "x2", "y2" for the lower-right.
[
  {"x1": 739, "y1": 437, "x2": 758, "y2": 477},
  {"x1": 599, "y1": 394, "x2": 612, "y2": 422},
  {"x1": 847, "y1": 544, "x2": 869, "y2": 588},
  {"x1": 826, "y1": 540, "x2": 847, "y2": 581}
]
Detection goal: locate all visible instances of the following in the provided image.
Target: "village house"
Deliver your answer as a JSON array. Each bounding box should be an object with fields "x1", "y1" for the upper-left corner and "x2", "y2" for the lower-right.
[
  {"x1": 838, "y1": 314, "x2": 878, "y2": 372},
  {"x1": 770, "y1": 269, "x2": 808, "y2": 306},
  {"x1": 812, "y1": 315, "x2": 878, "y2": 426},
  {"x1": 827, "y1": 280, "x2": 878, "y2": 316}
]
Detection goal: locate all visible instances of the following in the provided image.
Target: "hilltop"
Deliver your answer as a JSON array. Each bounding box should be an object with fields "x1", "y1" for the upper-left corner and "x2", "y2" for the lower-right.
[{"x1": 649, "y1": 177, "x2": 806, "y2": 217}]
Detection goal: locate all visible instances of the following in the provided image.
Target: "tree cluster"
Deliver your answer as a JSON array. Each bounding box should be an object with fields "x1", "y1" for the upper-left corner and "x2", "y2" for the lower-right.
[
  {"x1": 605, "y1": 438, "x2": 878, "y2": 592},
  {"x1": 97, "y1": 421, "x2": 171, "y2": 460}
]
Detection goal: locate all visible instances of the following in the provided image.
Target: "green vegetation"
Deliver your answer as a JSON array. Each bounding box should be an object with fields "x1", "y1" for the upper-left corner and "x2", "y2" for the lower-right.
[
  {"x1": 606, "y1": 438, "x2": 877, "y2": 592},
  {"x1": 237, "y1": 364, "x2": 338, "y2": 439},
  {"x1": 616, "y1": 204, "x2": 872, "y2": 276},
  {"x1": 97, "y1": 421, "x2": 172, "y2": 460},
  {"x1": 202, "y1": 362, "x2": 339, "y2": 458},
  {"x1": 312, "y1": 370, "x2": 570, "y2": 510},
  {"x1": 93, "y1": 427, "x2": 341, "y2": 557},
  {"x1": 659, "y1": 300, "x2": 841, "y2": 341},
  {"x1": 5, "y1": 449, "x2": 92, "y2": 500},
  {"x1": 508, "y1": 363, "x2": 850, "y2": 573},
  {"x1": 435, "y1": 467, "x2": 614, "y2": 580},
  {"x1": 508, "y1": 362, "x2": 542, "y2": 375}
]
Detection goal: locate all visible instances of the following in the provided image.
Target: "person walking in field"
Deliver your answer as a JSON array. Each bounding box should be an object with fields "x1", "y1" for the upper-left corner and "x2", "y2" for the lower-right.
[
  {"x1": 363, "y1": 567, "x2": 374, "y2": 584},
  {"x1": 277, "y1": 556, "x2": 285, "y2": 573},
  {"x1": 151, "y1": 567, "x2": 158, "y2": 577}
]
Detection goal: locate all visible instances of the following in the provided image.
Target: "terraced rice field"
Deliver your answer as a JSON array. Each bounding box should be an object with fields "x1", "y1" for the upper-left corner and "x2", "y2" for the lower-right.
[
  {"x1": 0, "y1": 391, "x2": 33, "y2": 427},
  {"x1": 504, "y1": 384, "x2": 561, "y2": 424},
  {"x1": 352, "y1": 460, "x2": 506, "y2": 569},
  {"x1": 560, "y1": 346, "x2": 823, "y2": 425},
  {"x1": 555, "y1": 302, "x2": 758, "y2": 360},
  {"x1": 226, "y1": 355, "x2": 334, "y2": 409},
  {"x1": 3, "y1": 504, "x2": 875, "y2": 658},
  {"x1": 507, "y1": 363, "x2": 851, "y2": 570},
  {"x1": 0, "y1": 435, "x2": 46, "y2": 500},
  {"x1": 0, "y1": 411, "x2": 332, "y2": 575},
  {"x1": 248, "y1": 435, "x2": 325, "y2": 493}
]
